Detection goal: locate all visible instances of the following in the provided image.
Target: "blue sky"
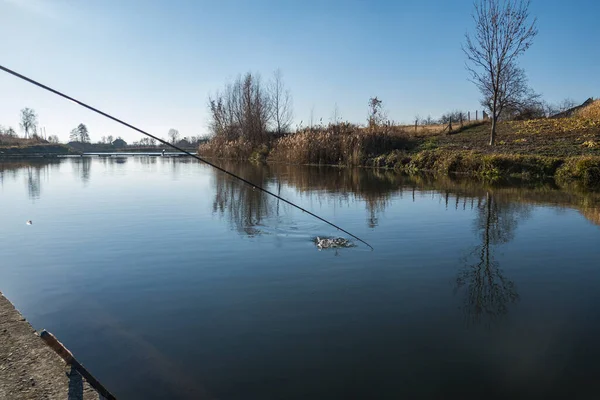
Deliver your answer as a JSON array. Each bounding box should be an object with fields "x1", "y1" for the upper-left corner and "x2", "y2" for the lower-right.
[{"x1": 1, "y1": 0, "x2": 598, "y2": 143}]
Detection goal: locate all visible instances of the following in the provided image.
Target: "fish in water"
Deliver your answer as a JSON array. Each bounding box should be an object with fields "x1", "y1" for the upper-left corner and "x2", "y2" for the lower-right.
[
  {"x1": 314, "y1": 236, "x2": 354, "y2": 250},
  {"x1": 26, "y1": 220, "x2": 32, "y2": 225}
]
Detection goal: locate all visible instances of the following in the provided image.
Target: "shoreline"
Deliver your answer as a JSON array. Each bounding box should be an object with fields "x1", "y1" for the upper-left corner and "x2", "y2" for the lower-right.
[
  {"x1": 3, "y1": 146, "x2": 599, "y2": 189},
  {"x1": 196, "y1": 150, "x2": 600, "y2": 190}
]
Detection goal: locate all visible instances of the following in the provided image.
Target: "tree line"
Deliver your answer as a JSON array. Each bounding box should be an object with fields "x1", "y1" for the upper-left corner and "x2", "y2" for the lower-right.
[
  {"x1": 1, "y1": 1, "x2": 578, "y2": 149},
  {"x1": 208, "y1": 69, "x2": 293, "y2": 144},
  {"x1": 206, "y1": 0, "x2": 556, "y2": 147},
  {"x1": 1, "y1": 107, "x2": 202, "y2": 148}
]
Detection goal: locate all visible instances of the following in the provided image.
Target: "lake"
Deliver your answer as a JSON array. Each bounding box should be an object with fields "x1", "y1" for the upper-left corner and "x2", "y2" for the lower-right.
[{"x1": 2, "y1": 156, "x2": 600, "y2": 399}]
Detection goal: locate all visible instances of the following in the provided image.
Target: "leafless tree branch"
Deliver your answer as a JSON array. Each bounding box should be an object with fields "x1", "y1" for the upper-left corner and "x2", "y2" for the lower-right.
[{"x1": 464, "y1": 0, "x2": 538, "y2": 145}]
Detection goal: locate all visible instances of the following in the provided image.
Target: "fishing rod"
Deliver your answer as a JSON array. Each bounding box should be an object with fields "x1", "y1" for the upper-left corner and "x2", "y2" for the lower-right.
[{"x1": 0, "y1": 64, "x2": 374, "y2": 250}]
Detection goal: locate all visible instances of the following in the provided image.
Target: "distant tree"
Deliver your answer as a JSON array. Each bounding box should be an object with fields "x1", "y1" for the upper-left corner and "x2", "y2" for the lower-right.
[
  {"x1": 69, "y1": 123, "x2": 90, "y2": 143},
  {"x1": 367, "y1": 97, "x2": 387, "y2": 128},
  {"x1": 557, "y1": 98, "x2": 577, "y2": 113},
  {"x1": 168, "y1": 128, "x2": 180, "y2": 144},
  {"x1": 439, "y1": 110, "x2": 468, "y2": 124},
  {"x1": 107, "y1": 135, "x2": 114, "y2": 144},
  {"x1": 464, "y1": 0, "x2": 538, "y2": 145},
  {"x1": 47, "y1": 135, "x2": 60, "y2": 143},
  {"x1": 137, "y1": 137, "x2": 156, "y2": 146},
  {"x1": 502, "y1": 97, "x2": 545, "y2": 120},
  {"x1": 208, "y1": 72, "x2": 273, "y2": 143},
  {"x1": 269, "y1": 69, "x2": 293, "y2": 134},
  {"x1": 77, "y1": 123, "x2": 90, "y2": 143},
  {"x1": 548, "y1": 98, "x2": 579, "y2": 116},
  {"x1": 20, "y1": 108, "x2": 38, "y2": 139},
  {"x1": 2, "y1": 127, "x2": 17, "y2": 137},
  {"x1": 69, "y1": 128, "x2": 79, "y2": 142}
]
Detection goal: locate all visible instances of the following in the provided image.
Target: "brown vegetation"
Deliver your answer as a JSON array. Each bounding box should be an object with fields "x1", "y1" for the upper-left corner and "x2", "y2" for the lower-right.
[
  {"x1": 0, "y1": 130, "x2": 72, "y2": 157},
  {"x1": 269, "y1": 125, "x2": 411, "y2": 165},
  {"x1": 0, "y1": 132, "x2": 48, "y2": 147},
  {"x1": 199, "y1": 98, "x2": 600, "y2": 187}
]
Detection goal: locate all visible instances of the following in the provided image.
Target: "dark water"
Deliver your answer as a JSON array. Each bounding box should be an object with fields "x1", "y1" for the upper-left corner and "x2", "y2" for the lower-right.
[{"x1": 2, "y1": 157, "x2": 600, "y2": 399}]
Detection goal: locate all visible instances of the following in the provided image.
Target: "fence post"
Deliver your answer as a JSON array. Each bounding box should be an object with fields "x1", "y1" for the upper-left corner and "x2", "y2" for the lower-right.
[
  {"x1": 476, "y1": 110, "x2": 478, "y2": 120},
  {"x1": 460, "y1": 114, "x2": 463, "y2": 127},
  {"x1": 468, "y1": 111, "x2": 471, "y2": 122},
  {"x1": 448, "y1": 116, "x2": 453, "y2": 133}
]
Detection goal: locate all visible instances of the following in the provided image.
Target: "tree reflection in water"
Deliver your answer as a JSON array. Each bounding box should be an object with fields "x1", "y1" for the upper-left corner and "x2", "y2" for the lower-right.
[
  {"x1": 0, "y1": 159, "x2": 59, "y2": 199},
  {"x1": 71, "y1": 157, "x2": 92, "y2": 184},
  {"x1": 212, "y1": 163, "x2": 274, "y2": 236},
  {"x1": 26, "y1": 166, "x2": 42, "y2": 199},
  {"x1": 455, "y1": 191, "x2": 531, "y2": 326},
  {"x1": 210, "y1": 162, "x2": 398, "y2": 236}
]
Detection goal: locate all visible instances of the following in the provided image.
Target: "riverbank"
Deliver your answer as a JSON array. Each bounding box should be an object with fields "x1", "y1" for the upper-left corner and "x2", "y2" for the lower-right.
[
  {"x1": 0, "y1": 292, "x2": 100, "y2": 399},
  {"x1": 0, "y1": 144, "x2": 73, "y2": 158},
  {"x1": 369, "y1": 150, "x2": 600, "y2": 189},
  {"x1": 199, "y1": 112, "x2": 600, "y2": 188}
]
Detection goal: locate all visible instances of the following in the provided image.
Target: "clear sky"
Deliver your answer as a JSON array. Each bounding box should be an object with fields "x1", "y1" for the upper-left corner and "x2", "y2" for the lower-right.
[{"x1": 1, "y1": 0, "x2": 598, "y2": 143}]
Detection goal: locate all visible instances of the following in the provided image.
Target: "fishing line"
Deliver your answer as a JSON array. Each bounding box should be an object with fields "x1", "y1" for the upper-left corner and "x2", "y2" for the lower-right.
[{"x1": 0, "y1": 64, "x2": 374, "y2": 250}]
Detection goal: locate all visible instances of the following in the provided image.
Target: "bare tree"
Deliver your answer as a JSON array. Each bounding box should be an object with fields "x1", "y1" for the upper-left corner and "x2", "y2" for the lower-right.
[
  {"x1": 168, "y1": 128, "x2": 180, "y2": 144},
  {"x1": 48, "y1": 135, "x2": 60, "y2": 143},
  {"x1": 464, "y1": 0, "x2": 538, "y2": 145},
  {"x1": 77, "y1": 123, "x2": 90, "y2": 143},
  {"x1": 1, "y1": 127, "x2": 17, "y2": 137},
  {"x1": 69, "y1": 128, "x2": 79, "y2": 142},
  {"x1": 557, "y1": 98, "x2": 578, "y2": 113},
  {"x1": 367, "y1": 97, "x2": 387, "y2": 129},
  {"x1": 69, "y1": 123, "x2": 90, "y2": 143},
  {"x1": 20, "y1": 108, "x2": 38, "y2": 139},
  {"x1": 208, "y1": 72, "x2": 273, "y2": 144},
  {"x1": 270, "y1": 69, "x2": 293, "y2": 135},
  {"x1": 440, "y1": 110, "x2": 469, "y2": 124}
]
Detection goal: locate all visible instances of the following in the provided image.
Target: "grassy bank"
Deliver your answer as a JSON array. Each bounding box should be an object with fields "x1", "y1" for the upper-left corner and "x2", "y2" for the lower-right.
[
  {"x1": 1, "y1": 133, "x2": 73, "y2": 157},
  {"x1": 0, "y1": 144, "x2": 73, "y2": 157},
  {"x1": 370, "y1": 150, "x2": 600, "y2": 189},
  {"x1": 199, "y1": 101, "x2": 600, "y2": 187}
]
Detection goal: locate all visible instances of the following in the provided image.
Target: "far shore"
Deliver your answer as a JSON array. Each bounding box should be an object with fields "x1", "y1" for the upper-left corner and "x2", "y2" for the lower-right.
[
  {"x1": 4, "y1": 115, "x2": 600, "y2": 190},
  {"x1": 198, "y1": 115, "x2": 600, "y2": 189}
]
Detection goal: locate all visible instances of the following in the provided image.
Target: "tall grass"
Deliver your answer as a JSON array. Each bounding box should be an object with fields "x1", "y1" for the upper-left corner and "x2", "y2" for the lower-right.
[
  {"x1": 199, "y1": 123, "x2": 414, "y2": 165},
  {"x1": 577, "y1": 99, "x2": 600, "y2": 120},
  {"x1": 270, "y1": 125, "x2": 412, "y2": 165},
  {"x1": 198, "y1": 137, "x2": 263, "y2": 160},
  {"x1": 0, "y1": 133, "x2": 48, "y2": 147}
]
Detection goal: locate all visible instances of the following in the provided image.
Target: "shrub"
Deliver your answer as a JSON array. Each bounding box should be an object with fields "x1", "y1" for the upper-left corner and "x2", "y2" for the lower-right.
[{"x1": 557, "y1": 157, "x2": 600, "y2": 188}]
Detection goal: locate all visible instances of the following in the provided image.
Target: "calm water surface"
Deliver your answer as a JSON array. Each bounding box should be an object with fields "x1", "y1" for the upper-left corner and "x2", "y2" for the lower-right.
[{"x1": 2, "y1": 157, "x2": 600, "y2": 399}]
